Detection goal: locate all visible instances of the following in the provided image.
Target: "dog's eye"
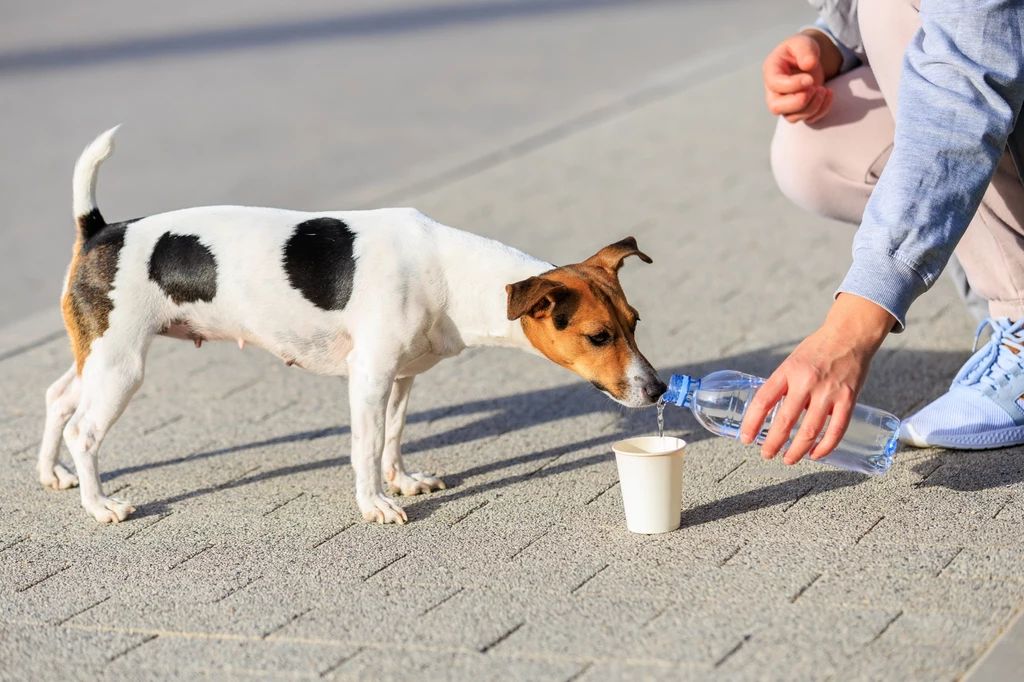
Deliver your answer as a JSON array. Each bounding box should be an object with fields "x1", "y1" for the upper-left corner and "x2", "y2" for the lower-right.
[{"x1": 586, "y1": 331, "x2": 612, "y2": 346}]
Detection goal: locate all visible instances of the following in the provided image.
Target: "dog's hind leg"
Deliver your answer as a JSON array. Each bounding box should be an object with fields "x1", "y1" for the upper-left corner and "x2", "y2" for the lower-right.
[
  {"x1": 63, "y1": 344, "x2": 145, "y2": 523},
  {"x1": 382, "y1": 376, "x2": 445, "y2": 496},
  {"x1": 348, "y1": 350, "x2": 407, "y2": 524},
  {"x1": 37, "y1": 364, "x2": 82, "y2": 490}
]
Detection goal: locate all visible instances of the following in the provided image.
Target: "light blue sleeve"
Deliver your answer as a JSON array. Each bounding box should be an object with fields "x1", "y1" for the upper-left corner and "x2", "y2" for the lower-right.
[
  {"x1": 806, "y1": 17, "x2": 861, "y2": 75},
  {"x1": 835, "y1": 0, "x2": 1024, "y2": 331}
]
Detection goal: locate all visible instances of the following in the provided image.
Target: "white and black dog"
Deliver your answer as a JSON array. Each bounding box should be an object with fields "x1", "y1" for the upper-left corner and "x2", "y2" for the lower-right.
[{"x1": 38, "y1": 127, "x2": 666, "y2": 524}]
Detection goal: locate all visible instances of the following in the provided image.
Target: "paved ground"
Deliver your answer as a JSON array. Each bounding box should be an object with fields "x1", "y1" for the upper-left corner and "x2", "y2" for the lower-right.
[{"x1": 4, "y1": 7, "x2": 1024, "y2": 682}]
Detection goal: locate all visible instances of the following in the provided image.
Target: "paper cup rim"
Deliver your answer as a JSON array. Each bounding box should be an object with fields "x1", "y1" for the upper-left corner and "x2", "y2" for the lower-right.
[{"x1": 613, "y1": 436, "x2": 686, "y2": 457}]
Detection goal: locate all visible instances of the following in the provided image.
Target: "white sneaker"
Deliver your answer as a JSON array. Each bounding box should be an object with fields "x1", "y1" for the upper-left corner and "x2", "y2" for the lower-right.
[{"x1": 901, "y1": 318, "x2": 1024, "y2": 449}]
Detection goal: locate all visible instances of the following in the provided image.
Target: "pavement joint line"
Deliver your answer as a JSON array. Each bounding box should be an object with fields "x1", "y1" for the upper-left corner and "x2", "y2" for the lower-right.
[
  {"x1": 714, "y1": 634, "x2": 752, "y2": 668},
  {"x1": 584, "y1": 480, "x2": 619, "y2": 506},
  {"x1": 478, "y1": 621, "x2": 525, "y2": 654},
  {"x1": 640, "y1": 605, "x2": 670, "y2": 630},
  {"x1": 914, "y1": 461, "x2": 943, "y2": 488},
  {"x1": 509, "y1": 528, "x2": 551, "y2": 560},
  {"x1": 0, "y1": 330, "x2": 64, "y2": 364},
  {"x1": 717, "y1": 460, "x2": 747, "y2": 484},
  {"x1": 263, "y1": 607, "x2": 313, "y2": 639},
  {"x1": 106, "y1": 482, "x2": 130, "y2": 496},
  {"x1": 783, "y1": 485, "x2": 815, "y2": 513},
  {"x1": 318, "y1": 647, "x2": 363, "y2": 679},
  {"x1": 217, "y1": 465, "x2": 262, "y2": 489},
  {"x1": 107, "y1": 633, "x2": 158, "y2": 664},
  {"x1": 362, "y1": 552, "x2": 409, "y2": 582},
  {"x1": 167, "y1": 544, "x2": 214, "y2": 570},
  {"x1": 308, "y1": 523, "x2": 355, "y2": 550},
  {"x1": 15, "y1": 564, "x2": 71, "y2": 593},
  {"x1": 211, "y1": 575, "x2": 262, "y2": 604},
  {"x1": 868, "y1": 610, "x2": 904, "y2": 645},
  {"x1": 221, "y1": 376, "x2": 264, "y2": 399},
  {"x1": 142, "y1": 414, "x2": 183, "y2": 436},
  {"x1": 449, "y1": 499, "x2": 490, "y2": 526},
  {"x1": 790, "y1": 573, "x2": 823, "y2": 603},
  {"x1": 52, "y1": 596, "x2": 110, "y2": 626},
  {"x1": 419, "y1": 587, "x2": 465, "y2": 616},
  {"x1": 3, "y1": 617, "x2": 686, "y2": 668},
  {"x1": 564, "y1": 662, "x2": 594, "y2": 682},
  {"x1": 855, "y1": 517, "x2": 886, "y2": 545},
  {"x1": 264, "y1": 492, "x2": 306, "y2": 517},
  {"x1": 255, "y1": 399, "x2": 300, "y2": 424},
  {"x1": 937, "y1": 547, "x2": 966, "y2": 577},
  {"x1": 719, "y1": 543, "x2": 746, "y2": 567},
  {"x1": 0, "y1": 535, "x2": 29, "y2": 553},
  {"x1": 992, "y1": 496, "x2": 1013, "y2": 520},
  {"x1": 570, "y1": 563, "x2": 609, "y2": 595},
  {"x1": 124, "y1": 512, "x2": 173, "y2": 540}
]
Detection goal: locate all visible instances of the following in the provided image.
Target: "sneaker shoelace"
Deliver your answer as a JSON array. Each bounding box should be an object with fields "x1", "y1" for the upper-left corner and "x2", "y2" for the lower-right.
[{"x1": 968, "y1": 317, "x2": 1024, "y2": 391}]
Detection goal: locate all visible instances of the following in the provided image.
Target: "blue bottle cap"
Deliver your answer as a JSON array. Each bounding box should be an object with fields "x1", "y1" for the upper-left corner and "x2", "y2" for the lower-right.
[{"x1": 664, "y1": 374, "x2": 692, "y2": 407}]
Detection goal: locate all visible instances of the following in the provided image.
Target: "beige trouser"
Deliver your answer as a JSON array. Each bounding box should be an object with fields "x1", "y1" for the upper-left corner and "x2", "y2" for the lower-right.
[{"x1": 771, "y1": 0, "x2": 1024, "y2": 319}]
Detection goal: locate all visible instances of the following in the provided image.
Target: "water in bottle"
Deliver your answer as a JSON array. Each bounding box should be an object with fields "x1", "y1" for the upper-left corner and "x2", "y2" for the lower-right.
[{"x1": 660, "y1": 370, "x2": 898, "y2": 475}]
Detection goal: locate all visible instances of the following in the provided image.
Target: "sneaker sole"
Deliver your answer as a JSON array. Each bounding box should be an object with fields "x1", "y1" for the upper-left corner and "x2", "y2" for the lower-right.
[{"x1": 900, "y1": 422, "x2": 1024, "y2": 450}]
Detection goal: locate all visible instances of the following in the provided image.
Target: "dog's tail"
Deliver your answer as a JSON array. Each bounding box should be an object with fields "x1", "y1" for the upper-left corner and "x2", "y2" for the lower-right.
[{"x1": 72, "y1": 125, "x2": 120, "y2": 241}]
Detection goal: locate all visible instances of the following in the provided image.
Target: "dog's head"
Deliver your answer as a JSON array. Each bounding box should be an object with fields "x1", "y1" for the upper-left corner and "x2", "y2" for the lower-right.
[{"x1": 506, "y1": 237, "x2": 665, "y2": 408}]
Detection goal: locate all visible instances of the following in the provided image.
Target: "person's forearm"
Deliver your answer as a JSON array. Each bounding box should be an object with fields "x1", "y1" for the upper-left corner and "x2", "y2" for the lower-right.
[
  {"x1": 825, "y1": 294, "x2": 894, "y2": 353},
  {"x1": 840, "y1": 2, "x2": 1024, "y2": 330}
]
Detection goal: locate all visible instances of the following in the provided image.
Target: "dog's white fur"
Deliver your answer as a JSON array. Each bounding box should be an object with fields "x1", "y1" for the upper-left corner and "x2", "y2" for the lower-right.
[{"x1": 40, "y1": 128, "x2": 660, "y2": 524}]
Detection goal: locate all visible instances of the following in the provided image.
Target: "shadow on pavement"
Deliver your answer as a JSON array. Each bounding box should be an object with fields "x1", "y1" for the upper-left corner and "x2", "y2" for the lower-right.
[
  {"x1": 126, "y1": 341, "x2": 1024, "y2": 521},
  {"x1": 0, "y1": 0, "x2": 675, "y2": 75}
]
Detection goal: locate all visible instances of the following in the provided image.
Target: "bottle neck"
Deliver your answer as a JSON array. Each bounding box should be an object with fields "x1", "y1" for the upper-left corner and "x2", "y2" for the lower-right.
[{"x1": 664, "y1": 374, "x2": 699, "y2": 407}]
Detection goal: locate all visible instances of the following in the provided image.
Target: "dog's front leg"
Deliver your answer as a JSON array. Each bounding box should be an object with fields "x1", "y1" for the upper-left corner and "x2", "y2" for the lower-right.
[
  {"x1": 383, "y1": 376, "x2": 446, "y2": 496},
  {"x1": 348, "y1": 354, "x2": 407, "y2": 524}
]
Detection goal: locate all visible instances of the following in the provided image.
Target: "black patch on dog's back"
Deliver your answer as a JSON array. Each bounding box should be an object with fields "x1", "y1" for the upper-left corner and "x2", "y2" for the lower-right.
[
  {"x1": 148, "y1": 233, "x2": 218, "y2": 304},
  {"x1": 283, "y1": 218, "x2": 356, "y2": 311}
]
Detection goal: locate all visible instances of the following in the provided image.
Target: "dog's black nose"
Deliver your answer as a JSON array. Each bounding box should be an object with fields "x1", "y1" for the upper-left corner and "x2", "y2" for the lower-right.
[{"x1": 643, "y1": 378, "x2": 667, "y2": 403}]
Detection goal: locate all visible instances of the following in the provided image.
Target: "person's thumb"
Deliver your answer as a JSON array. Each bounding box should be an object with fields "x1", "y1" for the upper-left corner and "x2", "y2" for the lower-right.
[{"x1": 788, "y1": 37, "x2": 820, "y2": 73}]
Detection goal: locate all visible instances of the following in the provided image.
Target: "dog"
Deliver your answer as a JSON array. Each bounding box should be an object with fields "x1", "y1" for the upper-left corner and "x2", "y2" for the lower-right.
[{"x1": 37, "y1": 127, "x2": 666, "y2": 524}]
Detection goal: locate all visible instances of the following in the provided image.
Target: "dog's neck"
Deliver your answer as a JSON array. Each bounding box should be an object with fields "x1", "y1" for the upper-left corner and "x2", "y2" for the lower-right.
[{"x1": 437, "y1": 229, "x2": 551, "y2": 354}]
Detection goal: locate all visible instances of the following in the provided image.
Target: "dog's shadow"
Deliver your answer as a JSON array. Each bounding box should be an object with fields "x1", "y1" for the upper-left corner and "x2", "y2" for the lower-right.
[{"x1": 127, "y1": 342, "x2": 1020, "y2": 524}]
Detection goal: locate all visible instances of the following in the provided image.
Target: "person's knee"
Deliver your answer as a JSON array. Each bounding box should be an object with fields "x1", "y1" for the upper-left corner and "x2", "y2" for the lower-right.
[{"x1": 770, "y1": 120, "x2": 861, "y2": 223}]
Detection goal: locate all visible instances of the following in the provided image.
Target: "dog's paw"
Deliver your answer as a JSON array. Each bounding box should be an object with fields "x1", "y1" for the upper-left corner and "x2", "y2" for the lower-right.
[
  {"x1": 38, "y1": 463, "x2": 79, "y2": 490},
  {"x1": 84, "y1": 497, "x2": 135, "y2": 523},
  {"x1": 386, "y1": 471, "x2": 446, "y2": 496},
  {"x1": 359, "y1": 493, "x2": 408, "y2": 525}
]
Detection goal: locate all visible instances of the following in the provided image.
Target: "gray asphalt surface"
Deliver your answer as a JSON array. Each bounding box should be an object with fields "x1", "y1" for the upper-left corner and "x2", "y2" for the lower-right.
[{"x1": 1, "y1": 0, "x2": 809, "y2": 326}]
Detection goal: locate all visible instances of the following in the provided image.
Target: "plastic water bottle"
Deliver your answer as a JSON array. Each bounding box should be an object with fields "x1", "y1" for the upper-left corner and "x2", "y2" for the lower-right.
[{"x1": 661, "y1": 370, "x2": 899, "y2": 475}]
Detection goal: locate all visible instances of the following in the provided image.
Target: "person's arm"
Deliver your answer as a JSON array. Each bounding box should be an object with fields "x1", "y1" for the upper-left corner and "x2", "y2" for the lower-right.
[
  {"x1": 839, "y1": 1, "x2": 1024, "y2": 331},
  {"x1": 744, "y1": 1, "x2": 1024, "y2": 463}
]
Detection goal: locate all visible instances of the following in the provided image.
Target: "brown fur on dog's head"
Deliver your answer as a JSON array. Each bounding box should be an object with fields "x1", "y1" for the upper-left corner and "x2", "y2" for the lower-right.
[{"x1": 506, "y1": 237, "x2": 664, "y2": 407}]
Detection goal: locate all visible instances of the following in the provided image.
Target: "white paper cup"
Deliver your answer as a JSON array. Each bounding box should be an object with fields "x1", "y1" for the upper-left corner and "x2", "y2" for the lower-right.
[{"x1": 613, "y1": 436, "x2": 686, "y2": 534}]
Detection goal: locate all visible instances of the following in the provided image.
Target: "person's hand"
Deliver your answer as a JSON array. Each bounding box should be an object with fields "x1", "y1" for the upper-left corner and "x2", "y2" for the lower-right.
[
  {"x1": 763, "y1": 30, "x2": 842, "y2": 124},
  {"x1": 739, "y1": 294, "x2": 895, "y2": 464}
]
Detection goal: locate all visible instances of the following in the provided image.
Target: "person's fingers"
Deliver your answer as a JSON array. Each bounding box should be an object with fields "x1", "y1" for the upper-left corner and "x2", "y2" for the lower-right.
[
  {"x1": 781, "y1": 402, "x2": 829, "y2": 465},
  {"x1": 788, "y1": 37, "x2": 821, "y2": 73},
  {"x1": 767, "y1": 90, "x2": 813, "y2": 116},
  {"x1": 806, "y1": 89, "x2": 834, "y2": 124},
  {"x1": 759, "y1": 387, "x2": 807, "y2": 459},
  {"x1": 784, "y1": 87, "x2": 826, "y2": 123},
  {"x1": 809, "y1": 392, "x2": 855, "y2": 459},
  {"x1": 740, "y1": 373, "x2": 787, "y2": 445},
  {"x1": 764, "y1": 55, "x2": 815, "y2": 94}
]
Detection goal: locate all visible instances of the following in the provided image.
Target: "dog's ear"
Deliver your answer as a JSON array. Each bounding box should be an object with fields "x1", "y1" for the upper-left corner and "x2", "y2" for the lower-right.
[
  {"x1": 584, "y1": 237, "x2": 652, "y2": 273},
  {"x1": 506, "y1": 277, "x2": 569, "y2": 321}
]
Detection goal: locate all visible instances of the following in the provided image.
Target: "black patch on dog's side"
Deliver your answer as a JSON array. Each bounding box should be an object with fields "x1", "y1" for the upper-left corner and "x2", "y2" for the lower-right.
[
  {"x1": 283, "y1": 218, "x2": 356, "y2": 311},
  {"x1": 148, "y1": 233, "x2": 218, "y2": 305},
  {"x1": 551, "y1": 291, "x2": 579, "y2": 331},
  {"x1": 77, "y1": 208, "x2": 106, "y2": 241}
]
